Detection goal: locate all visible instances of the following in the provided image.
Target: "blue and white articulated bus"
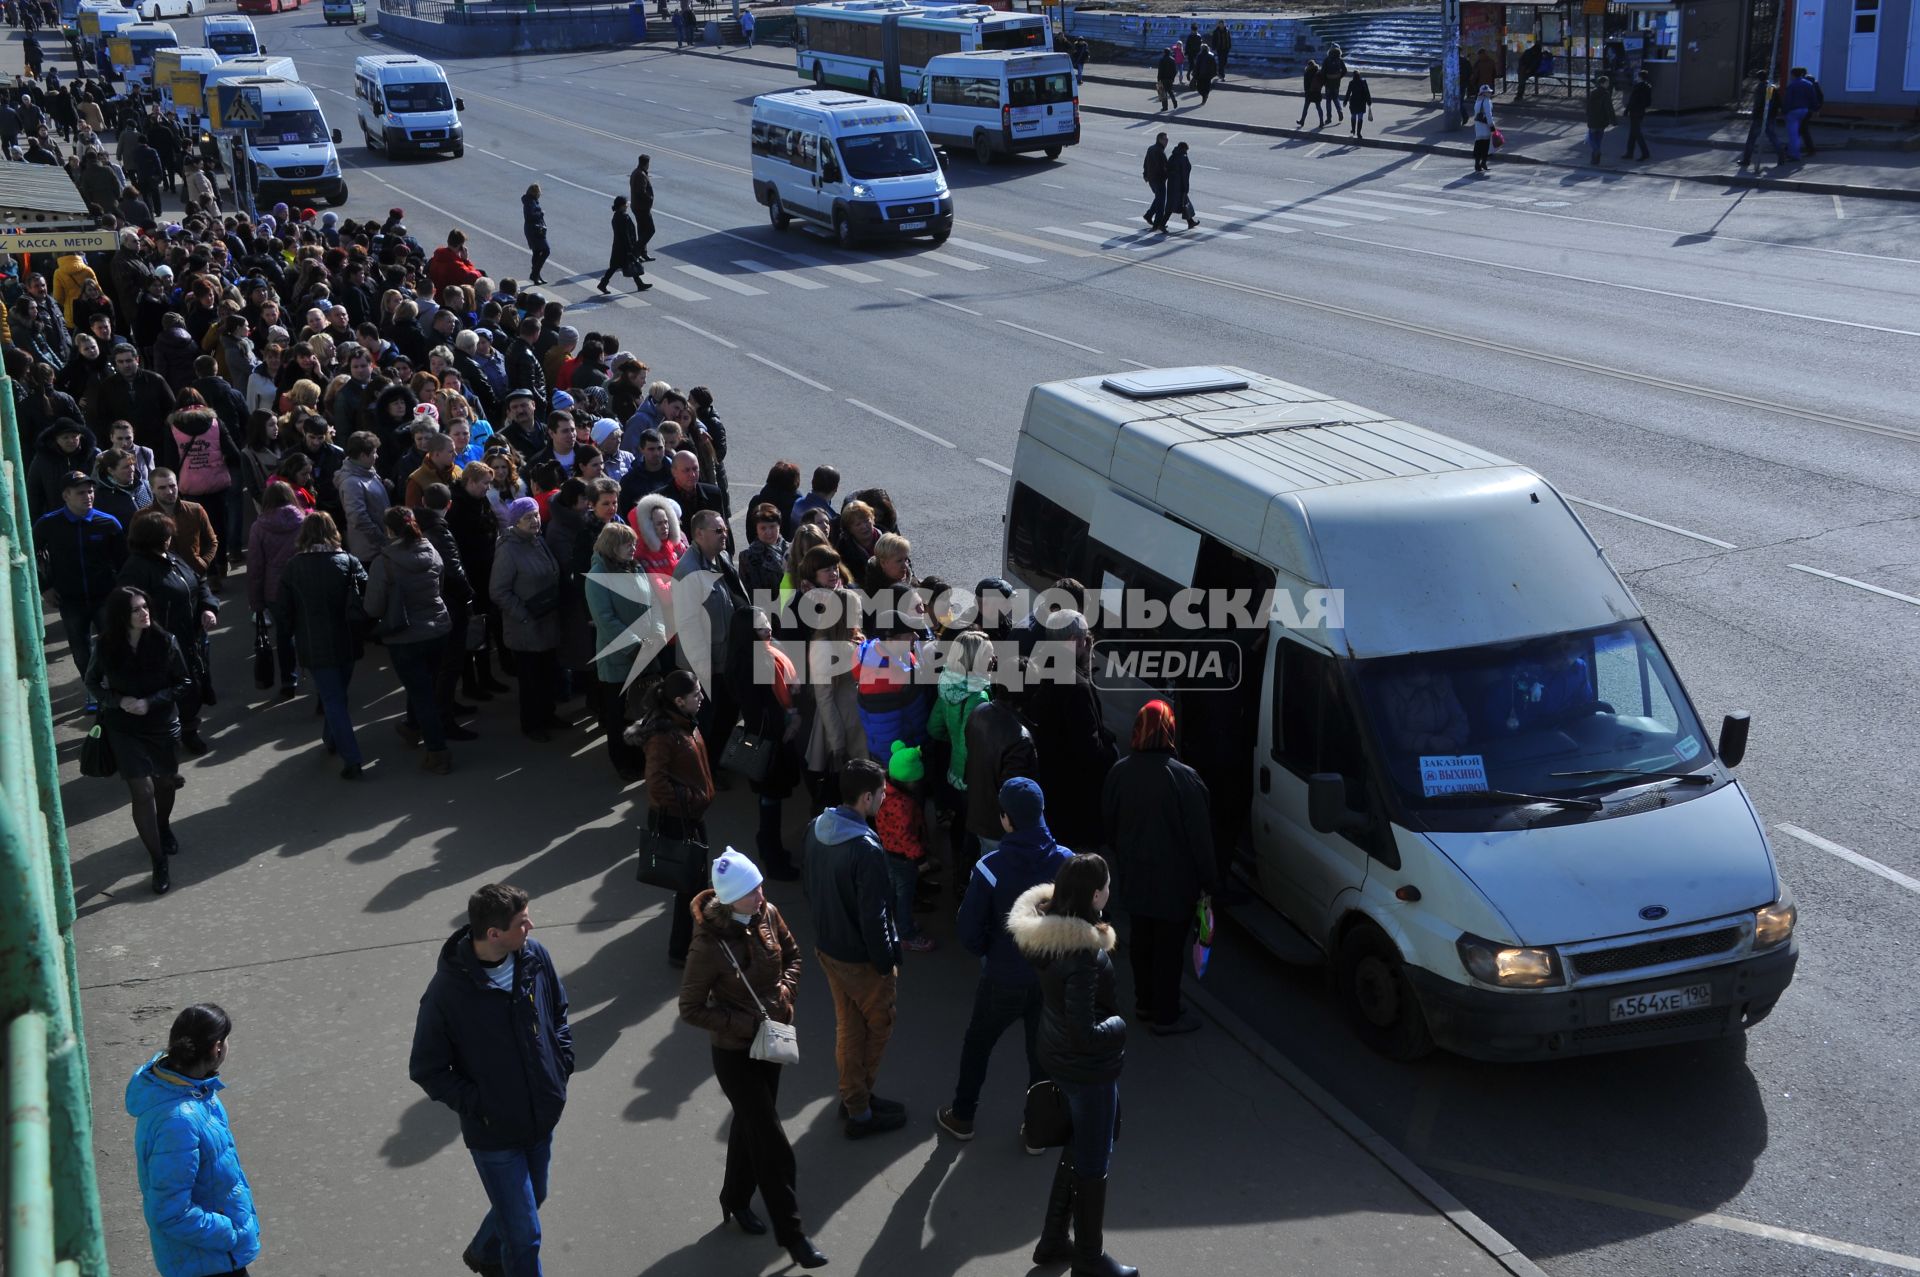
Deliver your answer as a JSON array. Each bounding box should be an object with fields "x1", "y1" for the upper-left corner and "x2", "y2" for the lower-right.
[{"x1": 794, "y1": 0, "x2": 1051, "y2": 101}]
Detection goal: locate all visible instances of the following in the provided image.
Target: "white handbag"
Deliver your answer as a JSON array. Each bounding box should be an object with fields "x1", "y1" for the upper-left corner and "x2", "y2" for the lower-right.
[{"x1": 720, "y1": 937, "x2": 800, "y2": 1065}]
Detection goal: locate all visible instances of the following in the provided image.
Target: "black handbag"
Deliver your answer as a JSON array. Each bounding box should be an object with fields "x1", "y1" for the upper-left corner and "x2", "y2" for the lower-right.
[
  {"x1": 719, "y1": 725, "x2": 773, "y2": 783},
  {"x1": 635, "y1": 806, "x2": 708, "y2": 893},
  {"x1": 523, "y1": 584, "x2": 560, "y2": 620},
  {"x1": 79, "y1": 716, "x2": 116, "y2": 779},
  {"x1": 1022, "y1": 1081, "x2": 1072, "y2": 1149},
  {"x1": 252, "y1": 611, "x2": 275, "y2": 689}
]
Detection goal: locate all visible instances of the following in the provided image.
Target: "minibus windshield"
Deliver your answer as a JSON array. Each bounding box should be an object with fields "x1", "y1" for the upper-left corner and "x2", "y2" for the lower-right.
[
  {"x1": 254, "y1": 109, "x2": 330, "y2": 148},
  {"x1": 1354, "y1": 620, "x2": 1713, "y2": 815},
  {"x1": 385, "y1": 81, "x2": 452, "y2": 113},
  {"x1": 207, "y1": 32, "x2": 255, "y2": 55},
  {"x1": 838, "y1": 129, "x2": 937, "y2": 178}
]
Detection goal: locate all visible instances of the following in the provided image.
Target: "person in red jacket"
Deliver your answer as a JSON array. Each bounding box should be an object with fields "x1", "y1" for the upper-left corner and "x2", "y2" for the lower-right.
[
  {"x1": 426, "y1": 229, "x2": 484, "y2": 291},
  {"x1": 877, "y1": 741, "x2": 934, "y2": 952}
]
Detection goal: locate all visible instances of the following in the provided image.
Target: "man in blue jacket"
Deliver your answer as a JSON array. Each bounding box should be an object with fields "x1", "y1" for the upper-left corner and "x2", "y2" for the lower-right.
[
  {"x1": 937, "y1": 777, "x2": 1072, "y2": 1143},
  {"x1": 33, "y1": 470, "x2": 125, "y2": 683},
  {"x1": 802, "y1": 758, "x2": 907, "y2": 1139},
  {"x1": 409, "y1": 884, "x2": 573, "y2": 1277}
]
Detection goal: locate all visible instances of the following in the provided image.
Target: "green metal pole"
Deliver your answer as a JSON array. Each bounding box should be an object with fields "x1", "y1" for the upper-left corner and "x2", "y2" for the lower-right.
[{"x1": 8, "y1": 1009, "x2": 56, "y2": 1277}]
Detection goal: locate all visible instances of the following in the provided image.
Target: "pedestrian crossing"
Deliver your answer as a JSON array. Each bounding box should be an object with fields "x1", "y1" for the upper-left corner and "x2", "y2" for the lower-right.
[{"x1": 536, "y1": 178, "x2": 1582, "y2": 308}]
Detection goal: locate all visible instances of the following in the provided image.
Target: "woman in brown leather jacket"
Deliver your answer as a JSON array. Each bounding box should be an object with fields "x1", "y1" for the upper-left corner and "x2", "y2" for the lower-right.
[
  {"x1": 677, "y1": 850, "x2": 824, "y2": 1269},
  {"x1": 633, "y1": 668, "x2": 714, "y2": 966}
]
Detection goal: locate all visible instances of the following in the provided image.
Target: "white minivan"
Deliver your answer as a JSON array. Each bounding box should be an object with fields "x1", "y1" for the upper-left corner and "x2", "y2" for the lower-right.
[
  {"x1": 354, "y1": 54, "x2": 465, "y2": 158},
  {"x1": 214, "y1": 76, "x2": 347, "y2": 207},
  {"x1": 914, "y1": 49, "x2": 1079, "y2": 164},
  {"x1": 1004, "y1": 365, "x2": 1799, "y2": 1062},
  {"x1": 751, "y1": 89, "x2": 953, "y2": 248},
  {"x1": 201, "y1": 14, "x2": 261, "y2": 60},
  {"x1": 130, "y1": 0, "x2": 204, "y2": 20}
]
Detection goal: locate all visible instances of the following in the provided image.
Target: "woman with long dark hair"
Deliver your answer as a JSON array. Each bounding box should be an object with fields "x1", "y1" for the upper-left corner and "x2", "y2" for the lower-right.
[
  {"x1": 633, "y1": 668, "x2": 715, "y2": 966},
  {"x1": 116, "y1": 510, "x2": 218, "y2": 756},
  {"x1": 84, "y1": 586, "x2": 194, "y2": 894},
  {"x1": 1009, "y1": 853, "x2": 1135, "y2": 1277},
  {"x1": 127, "y1": 1003, "x2": 260, "y2": 1276},
  {"x1": 364, "y1": 506, "x2": 454, "y2": 773},
  {"x1": 278, "y1": 513, "x2": 370, "y2": 778}
]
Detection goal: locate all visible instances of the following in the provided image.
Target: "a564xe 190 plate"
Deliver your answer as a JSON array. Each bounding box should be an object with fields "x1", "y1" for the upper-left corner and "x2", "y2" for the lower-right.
[{"x1": 1609, "y1": 983, "x2": 1712, "y2": 1023}]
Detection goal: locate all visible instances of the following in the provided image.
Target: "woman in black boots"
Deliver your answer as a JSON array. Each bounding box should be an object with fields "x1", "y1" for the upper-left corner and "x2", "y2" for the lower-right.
[
  {"x1": 1009, "y1": 853, "x2": 1136, "y2": 1277},
  {"x1": 85, "y1": 586, "x2": 194, "y2": 894},
  {"x1": 447, "y1": 462, "x2": 511, "y2": 701}
]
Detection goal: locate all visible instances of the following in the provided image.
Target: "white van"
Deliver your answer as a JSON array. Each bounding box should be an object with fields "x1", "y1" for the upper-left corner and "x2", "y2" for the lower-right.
[
  {"x1": 152, "y1": 45, "x2": 220, "y2": 123},
  {"x1": 110, "y1": 22, "x2": 178, "y2": 87},
  {"x1": 78, "y1": 1, "x2": 137, "y2": 40},
  {"x1": 1005, "y1": 365, "x2": 1799, "y2": 1062},
  {"x1": 214, "y1": 76, "x2": 347, "y2": 207},
  {"x1": 198, "y1": 53, "x2": 298, "y2": 127},
  {"x1": 354, "y1": 54, "x2": 465, "y2": 158},
  {"x1": 202, "y1": 14, "x2": 261, "y2": 60},
  {"x1": 913, "y1": 49, "x2": 1079, "y2": 163},
  {"x1": 751, "y1": 89, "x2": 952, "y2": 248}
]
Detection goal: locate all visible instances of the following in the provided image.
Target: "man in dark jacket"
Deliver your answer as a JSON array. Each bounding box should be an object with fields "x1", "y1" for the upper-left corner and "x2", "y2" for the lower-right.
[
  {"x1": 1141, "y1": 133, "x2": 1168, "y2": 228},
  {"x1": 1623, "y1": 69, "x2": 1653, "y2": 161},
  {"x1": 409, "y1": 883, "x2": 572, "y2": 1277},
  {"x1": 617, "y1": 429, "x2": 673, "y2": 511},
  {"x1": 801, "y1": 759, "x2": 907, "y2": 1138},
  {"x1": 963, "y1": 686, "x2": 1038, "y2": 849},
  {"x1": 1209, "y1": 20, "x2": 1231, "y2": 80},
  {"x1": 33, "y1": 471, "x2": 125, "y2": 680},
  {"x1": 937, "y1": 777, "x2": 1072, "y2": 1141},
  {"x1": 1585, "y1": 76, "x2": 1617, "y2": 165},
  {"x1": 26, "y1": 419, "x2": 98, "y2": 520},
  {"x1": 294, "y1": 415, "x2": 349, "y2": 525},
  {"x1": 87, "y1": 342, "x2": 175, "y2": 453},
  {"x1": 1024, "y1": 610, "x2": 1116, "y2": 848},
  {"x1": 505, "y1": 316, "x2": 547, "y2": 414}
]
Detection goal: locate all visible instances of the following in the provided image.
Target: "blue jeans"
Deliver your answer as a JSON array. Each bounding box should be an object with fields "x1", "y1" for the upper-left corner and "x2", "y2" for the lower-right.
[
  {"x1": 310, "y1": 664, "x2": 363, "y2": 766},
  {"x1": 1058, "y1": 1077, "x2": 1119, "y2": 1178},
  {"x1": 1586, "y1": 127, "x2": 1604, "y2": 158},
  {"x1": 389, "y1": 637, "x2": 446, "y2": 750},
  {"x1": 468, "y1": 1138, "x2": 551, "y2": 1277},
  {"x1": 885, "y1": 853, "x2": 920, "y2": 940},
  {"x1": 1784, "y1": 108, "x2": 1808, "y2": 160},
  {"x1": 950, "y1": 976, "x2": 1043, "y2": 1121}
]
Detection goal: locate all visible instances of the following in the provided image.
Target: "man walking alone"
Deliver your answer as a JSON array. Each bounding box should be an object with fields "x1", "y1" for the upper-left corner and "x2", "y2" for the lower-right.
[
  {"x1": 1140, "y1": 133, "x2": 1168, "y2": 229},
  {"x1": 1623, "y1": 68, "x2": 1653, "y2": 161},
  {"x1": 410, "y1": 883, "x2": 573, "y2": 1277},
  {"x1": 803, "y1": 758, "x2": 908, "y2": 1139}
]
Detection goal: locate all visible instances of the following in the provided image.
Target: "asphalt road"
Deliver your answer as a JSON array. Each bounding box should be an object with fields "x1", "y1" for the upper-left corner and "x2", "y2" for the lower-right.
[{"x1": 74, "y1": 11, "x2": 1920, "y2": 1277}]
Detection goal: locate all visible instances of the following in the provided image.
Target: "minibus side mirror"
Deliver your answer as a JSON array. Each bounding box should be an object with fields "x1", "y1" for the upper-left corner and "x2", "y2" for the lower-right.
[
  {"x1": 935, "y1": 146, "x2": 949, "y2": 170},
  {"x1": 455, "y1": 96, "x2": 466, "y2": 112},
  {"x1": 1718, "y1": 712, "x2": 1750, "y2": 768},
  {"x1": 331, "y1": 127, "x2": 343, "y2": 143},
  {"x1": 1308, "y1": 773, "x2": 1369, "y2": 837}
]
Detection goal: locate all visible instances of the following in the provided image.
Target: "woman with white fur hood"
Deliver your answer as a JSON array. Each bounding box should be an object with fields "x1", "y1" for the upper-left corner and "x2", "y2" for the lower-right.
[
  {"x1": 626, "y1": 492, "x2": 688, "y2": 590},
  {"x1": 1008, "y1": 854, "x2": 1137, "y2": 1277}
]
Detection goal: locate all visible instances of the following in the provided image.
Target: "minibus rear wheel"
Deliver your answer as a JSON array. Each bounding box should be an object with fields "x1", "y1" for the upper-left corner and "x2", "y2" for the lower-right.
[{"x1": 1336, "y1": 922, "x2": 1433, "y2": 1060}]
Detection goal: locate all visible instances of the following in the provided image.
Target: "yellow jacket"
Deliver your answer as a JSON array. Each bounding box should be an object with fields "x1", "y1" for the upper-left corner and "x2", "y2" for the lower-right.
[{"x1": 52, "y1": 255, "x2": 98, "y2": 327}]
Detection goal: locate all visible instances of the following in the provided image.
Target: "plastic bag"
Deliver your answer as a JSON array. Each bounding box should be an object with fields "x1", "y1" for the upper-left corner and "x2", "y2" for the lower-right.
[{"x1": 1191, "y1": 894, "x2": 1215, "y2": 978}]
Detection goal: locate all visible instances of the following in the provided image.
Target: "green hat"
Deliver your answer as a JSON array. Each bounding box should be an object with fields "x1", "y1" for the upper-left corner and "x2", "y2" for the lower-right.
[{"x1": 887, "y1": 740, "x2": 924, "y2": 784}]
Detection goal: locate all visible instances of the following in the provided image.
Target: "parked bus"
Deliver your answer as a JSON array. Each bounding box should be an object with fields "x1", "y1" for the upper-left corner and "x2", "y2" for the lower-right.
[{"x1": 795, "y1": 0, "x2": 1051, "y2": 101}]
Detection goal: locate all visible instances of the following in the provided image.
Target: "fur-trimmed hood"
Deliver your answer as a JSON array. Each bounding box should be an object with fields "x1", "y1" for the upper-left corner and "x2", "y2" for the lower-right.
[
  {"x1": 1008, "y1": 883, "x2": 1115, "y2": 960},
  {"x1": 631, "y1": 492, "x2": 683, "y2": 552}
]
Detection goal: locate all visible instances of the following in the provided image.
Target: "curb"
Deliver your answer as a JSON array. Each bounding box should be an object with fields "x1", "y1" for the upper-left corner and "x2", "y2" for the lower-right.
[
  {"x1": 1080, "y1": 101, "x2": 1920, "y2": 203},
  {"x1": 1183, "y1": 981, "x2": 1551, "y2": 1277}
]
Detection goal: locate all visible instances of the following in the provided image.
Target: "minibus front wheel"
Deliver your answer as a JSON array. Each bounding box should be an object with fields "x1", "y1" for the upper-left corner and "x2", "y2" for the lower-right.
[{"x1": 1336, "y1": 922, "x2": 1434, "y2": 1061}]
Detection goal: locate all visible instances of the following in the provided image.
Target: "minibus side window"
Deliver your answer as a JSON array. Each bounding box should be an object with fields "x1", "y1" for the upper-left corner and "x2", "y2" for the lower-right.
[
  {"x1": 1270, "y1": 640, "x2": 1369, "y2": 811},
  {"x1": 1006, "y1": 481, "x2": 1089, "y2": 587}
]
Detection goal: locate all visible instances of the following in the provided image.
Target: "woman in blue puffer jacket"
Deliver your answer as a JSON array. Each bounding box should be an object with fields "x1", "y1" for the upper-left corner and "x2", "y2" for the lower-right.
[{"x1": 125, "y1": 1003, "x2": 261, "y2": 1277}]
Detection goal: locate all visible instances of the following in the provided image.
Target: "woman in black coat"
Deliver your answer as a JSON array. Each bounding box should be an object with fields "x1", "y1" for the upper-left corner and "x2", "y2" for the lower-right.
[
  {"x1": 1100, "y1": 699, "x2": 1215, "y2": 1035},
  {"x1": 448, "y1": 463, "x2": 510, "y2": 697},
  {"x1": 1008, "y1": 855, "x2": 1135, "y2": 1277},
  {"x1": 279, "y1": 512, "x2": 371, "y2": 778},
  {"x1": 522, "y1": 183, "x2": 550, "y2": 285},
  {"x1": 84, "y1": 585, "x2": 194, "y2": 894},
  {"x1": 726, "y1": 605, "x2": 801, "y2": 880},
  {"x1": 1157, "y1": 141, "x2": 1196, "y2": 232},
  {"x1": 115, "y1": 510, "x2": 218, "y2": 755},
  {"x1": 596, "y1": 195, "x2": 652, "y2": 296}
]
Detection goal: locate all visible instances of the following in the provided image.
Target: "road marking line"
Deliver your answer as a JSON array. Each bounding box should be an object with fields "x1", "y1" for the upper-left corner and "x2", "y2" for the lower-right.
[
  {"x1": 732, "y1": 258, "x2": 826, "y2": 289},
  {"x1": 990, "y1": 228, "x2": 1096, "y2": 258},
  {"x1": 1832, "y1": 193, "x2": 1845, "y2": 220},
  {"x1": 1411, "y1": 152, "x2": 1431, "y2": 170},
  {"x1": 674, "y1": 264, "x2": 768, "y2": 296},
  {"x1": 1041, "y1": 180, "x2": 1068, "y2": 188},
  {"x1": 1565, "y1": 497, "x2": 1737, "y2": 548},
  {"x1": 1318, "y1": 234, "x2": 1920, "y2": 339},
  {"x1": 544, "y1": 173, "x2": 616, "y2": 198},
  {"x1": 1788, "y1": 563, "x2": 1920, "y2": 607},
  {"x1": 640, "y1": 276, "x2": 710, "y2": 302},
  {"x1": 745, "y1": 351, "x2": 831, "y2": 390},
  {"x1": 870, "y1": 259, "x2": 939, "y2": 278},
  {"x1": 1118, "y1": 219, "x2": 1250, "y2": 241},
  {"x1": 1356, "y1": 188, "x2": 1490, "y2": 211},
  {"x1": 613, "y1": 293, "x2": 652, "y2": 309},
  {"x1": 1220, "y1": 204, "x2": 1305, "y2": 232},
  {"x1": 1306, "y1": 142, "x2": 1328, "y2": 158},
  {"x1": 944, "y1": 236, "x2": 1044, "y2": 263},
  {"x1": 1082, "y1": 220, "x2": 1157, "y2": 241},
  {"x1": 1116, "y1": 358, "x2": 1153, "y2": 369},
  {"x1": 1669, "y1": 177, "x2": 1682, "y2": 202},
  {"x1": 845, "y1": 397, "x2": 955, "y2": 448},
  {"x1": 1254, "y1": 207, "x2": 1355, "y2": 228},
  {"x1": 995, "y1": 319, "x2": 1102, "y2": 354},
  {"x1": 780, "y1": 252, "x2": 883, "y2": 283},
  {"x1": 469, "y1": 144, "x2": 536, "y2": 171},
  {"x1": 1401, "y1": 182, "x2": 1538, "y2": 204},
  {"x1": 1037, "y1": 225, "x2": 1116, "y2": 245},
  {"x1": 976, "y1": 457, "x2": 1012, "y2": 475},
  {"x1": 1272, "y1": 199, "x2": 1390, "y2": 222},
  {"x1": 895, "y1": 287, "x2": 982, "y2": 316},
  {"x1": 1777, "y1": 824, "x2": 1920, "y2": 896},
  {"x1": 1318, "y1": 192, "x2": 1447, "y2": 216},
  {"x1": 661, "y1": 315, "x2": 737, "y2": 348},
  {"x1": 1424, "y1": 1156, "x2": 1920, "y2": 1273},
  {"x1": 931, "y1": 252, "x2": 989, "y2": 271},
  {"x1": 1217, "y1": 130, "x2": 1240, "y2": 146}
]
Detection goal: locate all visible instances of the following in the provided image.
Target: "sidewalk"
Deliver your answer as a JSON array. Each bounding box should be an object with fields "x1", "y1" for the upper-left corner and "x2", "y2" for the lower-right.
[{"x1": 670, "y1": 40, "x2": 1920, "y2": 202}]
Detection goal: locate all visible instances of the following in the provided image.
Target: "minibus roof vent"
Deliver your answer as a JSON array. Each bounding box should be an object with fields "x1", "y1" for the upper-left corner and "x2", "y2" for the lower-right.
[
  {"x1": 1098, "y1": 367, "x2": 1249, "y2": 399},
  {"x1": 1184, "y1": 402, "x2": 1358, "y2": 436}
]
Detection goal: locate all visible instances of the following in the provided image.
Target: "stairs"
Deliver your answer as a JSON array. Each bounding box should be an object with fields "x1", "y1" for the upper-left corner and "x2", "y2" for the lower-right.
[{"x1": 1302, "y1": 8, "x2": 1444, "y2": 75}]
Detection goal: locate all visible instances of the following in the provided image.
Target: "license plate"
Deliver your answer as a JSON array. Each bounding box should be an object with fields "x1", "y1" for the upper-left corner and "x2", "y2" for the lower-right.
[
  {"x1": 898, "y1": 220, "x2": 926, "y2": 230},
  {"x1": 290, "y1": 186, "x2": 318, "y2": 196},
  {"x1": 1608, "y1": 983, "x2": 1711, "y2": 1022}
]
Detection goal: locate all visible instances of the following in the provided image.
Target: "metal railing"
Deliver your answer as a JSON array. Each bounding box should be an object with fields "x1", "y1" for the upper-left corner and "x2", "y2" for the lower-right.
[{"x1": 0, "y1": 317, "x2": 109, "y2": 1275}]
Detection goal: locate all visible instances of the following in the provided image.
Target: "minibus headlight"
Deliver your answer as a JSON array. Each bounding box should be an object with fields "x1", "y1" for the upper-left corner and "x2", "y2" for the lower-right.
[
  {"x1": 1753, "y1": 896, "x2": 1797, "y2": 950},
  {"x1": 849, "y1": 182, "x2": 870, "y2": 199},
  {"x1": 1457, "y1": 933, "x2": 1563, "y2": 988}
]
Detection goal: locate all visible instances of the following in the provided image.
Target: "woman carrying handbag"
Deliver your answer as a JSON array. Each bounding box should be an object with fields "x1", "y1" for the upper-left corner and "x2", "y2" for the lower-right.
[
  {"x1": 677, "y1": 850, "x2": 826, "y2": 1270},
  {"x1": 633, "y1": 669, "x2": 716, "y2": 966}
]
